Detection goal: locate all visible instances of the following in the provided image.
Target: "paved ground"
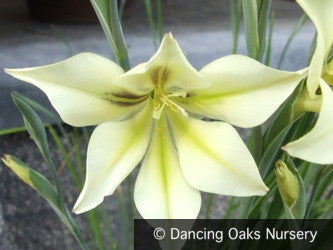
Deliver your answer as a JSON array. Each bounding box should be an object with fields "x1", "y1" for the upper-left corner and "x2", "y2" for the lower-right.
[
  {"x1": 0, "y1": 0, "x2": 316, "y2": 249},
  {"x1": 0, "y1": 0, "x2": 314, "y2": 129}
]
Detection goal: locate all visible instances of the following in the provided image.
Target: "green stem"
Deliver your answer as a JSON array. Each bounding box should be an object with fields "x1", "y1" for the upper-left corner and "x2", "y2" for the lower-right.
[
  {"x1": 100, "y1": 205, "x2": 116, "y2": 248},
  {"x1": 86, "y1": 210, "x2": 105, "y2": 250},
  {"x1": 109, "y1": 0, "x2": 130, "y2": 70},
  {"x1": 48, "y1": 125, "x2": 82, "y2": 189}
]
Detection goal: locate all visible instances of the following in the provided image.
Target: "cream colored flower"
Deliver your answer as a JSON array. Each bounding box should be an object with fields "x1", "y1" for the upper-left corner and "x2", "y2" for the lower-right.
[
  {"x1": 5, "y1": 33, "x2": 305, "y2": 219},
  {"x1": 283, "y1": 0, "x2": 333, "y2": 164}
]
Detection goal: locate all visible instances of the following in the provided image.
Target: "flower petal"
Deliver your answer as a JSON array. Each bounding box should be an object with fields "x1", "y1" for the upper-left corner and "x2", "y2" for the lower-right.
[
  {"x1": 134, "y1": 113, "x2": 201, "y2": 219},
  {"x1": 168, "y1": 111, "x2": 269, "y2": 196},
  {"x1": 114, "y1": 33, "x2": 209, "y2": 93},
  {"x1": 147, "y1": 33, "x2": 209, "y2": 91},
  {"x1": 112, "y1": 63, "x2": 154, "y2": 93},
  {"x1": 283, "y1": 80, "x2": 333, "y2": 164},
  {"x1": 297, "y1": 0, "x2": 333, "y2": 98},
  {"x1": 5, "y1": 53, "x2": 148, "y2": 126},
  {"x1": 73, "y1": 101, "x2": 153, "y2": 214},
  {"x1": 175, "y1": 55, "x2": 306, "y2": 128}
]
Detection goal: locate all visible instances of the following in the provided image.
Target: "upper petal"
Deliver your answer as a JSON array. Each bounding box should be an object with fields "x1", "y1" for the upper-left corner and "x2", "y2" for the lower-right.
[
  {"x1": 176, "y1": 54, "x2": 306, "y2": 128},
  {"x1": 146, "y1": 33, "x2": 209, "y2": 91},
  {"x1": 297, "y1": 0, "x2": 333, "y2": 98},
  {"x1": 134, "y1": 113, "x2": 201, "y2": 219},
  {"x1": 168, "y1": 111, "x2": 269, "y2": 197},
  {"x1": 73, "y1": 101, "x2": 153, "y2": 214},
  {"x1": 5, "y1": 53, "x2": 148, "y2": 126},
  {"x1": 113, "y1": 33, "x2": 209, "y2": 93},
  {"x1": 283, "y1": 80, "x2": 333, "y2": 164},
  {"x1": 112, "y1": 63, "x2": 154, "y2": 93}
]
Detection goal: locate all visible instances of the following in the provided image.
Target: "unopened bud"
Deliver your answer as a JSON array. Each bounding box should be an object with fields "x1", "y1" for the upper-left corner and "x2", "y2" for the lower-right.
[{"x1": 275, "y1": 160, "x2": 299, "y2": 207}]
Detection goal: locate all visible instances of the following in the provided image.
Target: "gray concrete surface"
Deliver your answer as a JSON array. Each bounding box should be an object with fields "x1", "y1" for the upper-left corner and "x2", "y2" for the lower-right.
[
  {"x1": 0, "y1": 0, "x2": 317, "y2": 249},
  {"x1": 0, "y1": 0, "x2": 314, "y2": 129}
]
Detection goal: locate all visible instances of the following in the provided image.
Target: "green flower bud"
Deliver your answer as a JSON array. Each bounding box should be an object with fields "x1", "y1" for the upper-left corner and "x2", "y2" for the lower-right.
[{"x1": 275, "y1": 160, "x2": 299, "y2": 207}]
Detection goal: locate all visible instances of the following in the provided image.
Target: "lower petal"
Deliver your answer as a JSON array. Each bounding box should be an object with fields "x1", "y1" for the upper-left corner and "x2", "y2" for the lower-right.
[
  {"x1": 73, "y1": 102, "x2": 153, "y2": 214},
  {"x1": 134, "y1": 113, "x2": 201, "y2": 219},
  {"x1": 284, "y1": 80, "x2": 333, "y2": 164},
  {"x1": 168, "y1": 111, "x2": 269, "y2": 196}
]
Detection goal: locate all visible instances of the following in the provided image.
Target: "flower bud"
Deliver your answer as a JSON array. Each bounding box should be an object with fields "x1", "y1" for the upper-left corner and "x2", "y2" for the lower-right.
[
  {"x1": 2, "y1": 154, "x2": 34, "y2": 187},
  {"x1": 275, "y1": 160, "x2": 299, "y2": 207}
]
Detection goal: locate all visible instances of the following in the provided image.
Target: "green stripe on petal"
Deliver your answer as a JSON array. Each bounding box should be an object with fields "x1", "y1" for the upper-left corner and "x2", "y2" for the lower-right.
[
  {"x1": 297, "y1": 0, "x2": 333, "y2": 98},
  {"x1": 168, "y1": 111, "x2": 269, "y2": 196},
  {"x1": 73, "y1": 101, "x2": 153, "y2": 214},
  {"x1": 134, "y1": 113, "x2": 201, "y2": 219},
  {"x1": 177, "y1": 54, "x2": 306, "y2": 128},
  {"x1": 284, "y1": 80, "x2": 333, "y2": 164},
  {"x1": 5, "y1": 53, "x2": 148, "y2": 126}
]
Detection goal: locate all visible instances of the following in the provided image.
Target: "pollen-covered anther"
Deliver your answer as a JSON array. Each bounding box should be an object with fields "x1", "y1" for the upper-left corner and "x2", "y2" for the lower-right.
[{"x1": 153, "y1": 91, "x2": 188, "y2": 119}]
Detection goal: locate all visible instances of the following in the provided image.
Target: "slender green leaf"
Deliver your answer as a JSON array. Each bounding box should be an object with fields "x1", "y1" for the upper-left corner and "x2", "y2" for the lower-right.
[
  {"x1": 306, "y1": 165, "x2": 333, "y2": 218},
  {"x1": 0, "y1": 126, "x2": 26, "y2": 136},
  {"x1": 86, "y1": 209, "x2": 105, "y2": 250},
  {"x1": 247, "y1": 126, "x2": 263, "y2": 165},
  {"x1": 47, "y1": 125, "x2": 82, "y2": 189},
  {"x1": 11, "y1": 93, "x2": 53, "y2": 167},
  {"x1": 2, "y1": 155, "x2": 89, "y2": 250},
  {"x1": 266, "y1": 188, "x2": 283, "y2": 219},
  {"x1": 263, "y1": 82, "x2": 303, "y2": 149},
  {"x1": 109, "y1": 0, "x2": 130, "y2": 70},
  {"x1": 118, "y1": 0, "x2": 127, "y2": 21},
  {"x1": 242, "y1": 0, "x2": 259, "y2": 59},
  {"x1": 260, "y1": 122, "x2": 292, "y2": 178},
  {"x1": 277, "y1": 14, "x2": 308, "y2": 69},
  {"x1": 257, "y1": 0, "x2": 271, "y2": 58},
  {"x1": 264, "y1": 11, "x2": 275, "y2": 66},
  {"x1": 12, "y1": 91, "x2": 59, "y2": 122},
  {"x1": 90, "y1": 0, "x2": 117, "y2": 55},
  {"x1": 90, "y1": 0, "x2": 129, "y2": 69},
  {"x1": 230, "y1": 0, "x2": 242, "y2": 54},
  {"x1": 2, "y1": 155, "x2": 59, "y2": 207},
  {"x1": 223, "y1": 197, "x2": 239, "y2": 219}
]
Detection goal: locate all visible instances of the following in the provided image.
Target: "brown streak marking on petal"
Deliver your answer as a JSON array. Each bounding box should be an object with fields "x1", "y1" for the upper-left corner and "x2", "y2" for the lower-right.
[
  {"x1": 149, "y1": 66, "x2": 169, "y2": 87},
  {"x1": 102, "y1": 96, "x2": 148, "y2": 107},
  {"x1": 105, "y1": 91, "x2": 146, "y2": 99}
]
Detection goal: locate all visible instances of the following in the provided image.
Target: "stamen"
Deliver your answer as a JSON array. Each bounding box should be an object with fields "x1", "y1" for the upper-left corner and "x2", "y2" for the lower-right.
[
  {"x1": 152, "y1": 91, "x2": 188, "y2": 119},
  {"x1": 164, "y1": 98, "x2": 188, "y2": 117}
]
